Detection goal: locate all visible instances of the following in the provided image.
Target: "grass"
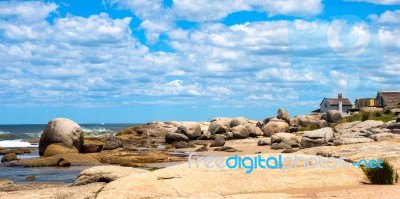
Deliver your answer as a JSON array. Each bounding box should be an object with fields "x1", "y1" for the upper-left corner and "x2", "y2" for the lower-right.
[
  {"x1": 362, "y1": 158, "x2": 399, "y2": 184},
  {"x1": 332, "y1": 111, "x2": 396, "y2": 127}
]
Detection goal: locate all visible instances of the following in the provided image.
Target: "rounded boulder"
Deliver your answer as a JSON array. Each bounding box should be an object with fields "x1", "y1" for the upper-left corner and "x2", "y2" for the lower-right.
[{"x1": 39, "y1": 118, "x2": 84, "y2": 156}]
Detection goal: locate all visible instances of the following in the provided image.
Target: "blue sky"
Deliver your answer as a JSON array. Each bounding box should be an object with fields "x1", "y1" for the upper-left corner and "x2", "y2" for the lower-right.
[{"x1": 0, "y1": 0, "x2": 399, "y2": 124}]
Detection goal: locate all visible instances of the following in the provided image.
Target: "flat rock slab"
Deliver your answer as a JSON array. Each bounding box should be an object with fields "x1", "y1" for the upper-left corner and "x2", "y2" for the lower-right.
[{"x1": 97, "y1": 154, "x2": 363, "y2": 198}]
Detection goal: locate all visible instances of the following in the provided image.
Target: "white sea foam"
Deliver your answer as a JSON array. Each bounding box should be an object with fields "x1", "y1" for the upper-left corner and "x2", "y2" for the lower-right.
[{"x1": 0, "y1": 140, "x2": 37, "y2": 148}]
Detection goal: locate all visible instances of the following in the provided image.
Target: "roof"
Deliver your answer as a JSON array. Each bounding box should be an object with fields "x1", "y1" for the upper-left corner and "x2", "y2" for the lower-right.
[
  {"x1": 320, "y1": 98, "x2": 352, "y2": 106},
  {"x1": 377, "y1": 91, "x2": 400, "y2": 106}
]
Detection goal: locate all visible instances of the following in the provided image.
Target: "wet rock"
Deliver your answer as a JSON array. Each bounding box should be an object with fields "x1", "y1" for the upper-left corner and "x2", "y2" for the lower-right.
[
  {"x1": 83, "y1": 144, "x2": 103, "y2": 153},
  {"x1": 174, "y1": 141, "x2": 194, "y2": 149},
  {"x1": 122, "y1": 143, "x2": 138, "y2": 151},
  {"x1": 1, "y1": 153, "x2": 18, "y2": 162},
  {"x1": 195, "y1": 144, "x2": 208, "y2": 152},
  {"x1": 225, "y1": 148, "x2": 241, "y2": 152},
  {"x1": 44, "y1": 143, "x2": 79, "y2": 157},
  {"x1": 281, "y1": 148, "x2": 300, "y2": 153},
  {"x1": 39, "y1": 118, "x2": 84, "y2": 156},
  {"x1": 103, "y1": 136, "x2": 122, "y2": 150},
  {"x1": 25, "y1": 175, "x2": 36, "y2": 181}
]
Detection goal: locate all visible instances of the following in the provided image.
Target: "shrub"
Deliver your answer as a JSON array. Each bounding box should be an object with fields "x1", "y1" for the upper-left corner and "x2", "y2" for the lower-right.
[
  {"x1": 374, "y1": 111, "x2": 382, "y2": 117},
  {"x1": 362, "y1": 159, "x2": 399, "y2": 184},
  {"x1": 383, "y1": 108, "x2": 391, "y2": 115},
  {"x1": 361, "y1": 111, "x2": 370, "y2": 121}
]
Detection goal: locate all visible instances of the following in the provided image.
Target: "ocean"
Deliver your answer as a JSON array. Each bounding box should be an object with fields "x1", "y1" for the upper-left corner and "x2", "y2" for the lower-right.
[
  {"x1": 0, "y1": 123, "x2": 137, "y2": 183},
  {"x1": 0, "y1": 123, "x2": 137, "y2": 148}
]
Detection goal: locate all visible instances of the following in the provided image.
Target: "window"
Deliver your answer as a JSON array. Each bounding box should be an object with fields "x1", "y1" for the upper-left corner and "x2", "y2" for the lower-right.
[{"x1": 325, "y1": 104, "x2": 327, "y2": 107}]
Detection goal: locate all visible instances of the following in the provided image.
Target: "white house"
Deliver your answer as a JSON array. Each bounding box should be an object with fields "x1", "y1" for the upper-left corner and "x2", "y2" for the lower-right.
[{"x1": 320, "y1": 94, "x2": 353, "y2": 113}]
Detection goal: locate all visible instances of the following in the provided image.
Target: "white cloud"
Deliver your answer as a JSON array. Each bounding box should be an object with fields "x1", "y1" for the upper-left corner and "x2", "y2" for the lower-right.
[{"x1": 0, "y1": 1, "x2": 57, "y2": 22}]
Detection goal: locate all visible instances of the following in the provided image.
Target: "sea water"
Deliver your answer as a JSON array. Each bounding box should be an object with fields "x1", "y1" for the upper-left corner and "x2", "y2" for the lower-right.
[{"x1": 0, "y1": 123, "x2": 137, "y2": 183}]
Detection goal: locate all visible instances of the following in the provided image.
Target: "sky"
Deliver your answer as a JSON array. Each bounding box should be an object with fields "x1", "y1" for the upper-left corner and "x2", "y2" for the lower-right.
[{"x1": 0, "y1": 0, "x2": 399, "y2": 124}]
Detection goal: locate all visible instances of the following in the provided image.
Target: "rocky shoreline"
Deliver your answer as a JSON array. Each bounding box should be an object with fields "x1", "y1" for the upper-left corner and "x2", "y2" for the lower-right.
[{"x1": 1, "y1": 108, "x2": 400, "y2": 198}]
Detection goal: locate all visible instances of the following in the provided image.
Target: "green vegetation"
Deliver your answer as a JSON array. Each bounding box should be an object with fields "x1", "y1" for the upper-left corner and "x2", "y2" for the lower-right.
[
  {"x1": 297, "y1": 123, "x2": 318, "y2": 132},
  {"x1": 147, "y1": 167, "x2": 164, "y2": 171},
  {"x1": 362, "y1": 159, "x2": 399, "y2": 184},
  {"x1": 396, "y1": 102, "x2": 400, "y2": 108},
  {"x1": 333, "y1": 111, "x2": 396, "y2": 127}
]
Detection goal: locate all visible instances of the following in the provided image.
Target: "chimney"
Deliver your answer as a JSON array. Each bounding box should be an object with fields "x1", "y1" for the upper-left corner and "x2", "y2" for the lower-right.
[{"x1": 338, "y1": 93, "x2": 343, "y2": 113}]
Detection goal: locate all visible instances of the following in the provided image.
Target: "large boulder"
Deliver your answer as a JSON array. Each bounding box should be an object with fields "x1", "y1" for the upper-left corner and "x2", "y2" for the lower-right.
[
  {"x1": 391, "y1": 108, "x2": 400, "y2": 115},
  {"x1": 245, "y1": 124, "x2": 264, "y2": 137},
  {"x1": 291, "y1": 115, "x2": 320, "y2": 127},
  {"x1": 262, "y1": 121, "x2": 289, "y2": 137},
  {"x1": 231, "y1": 125, "x2": 249, "y2": 139},
  {"x1": 165, "y1": 132, "x2": 189, "y2": 143},
  {"x1": 175, "y1": 122, "x2": 202, "y2": 140},
  {"x1": 74, "y1": 166, "x2": 148, "y2": 186},
  {"x1": 44, "y1": 143, "x2": 79, "y2": 157},
  {"x1": 300, "y1": 127, "x2": 334, "y2": 148},
  {"x1": 270, "y1": 133, "x2": 300, "y2": 149},
  {"x1": 1, "y1": 153, "x2": 18, "y2": 162},
  {"x1": 39, "y1": 118, "x2": 84, "y2": 156},
  {"x1": 326, "y1": 110, "x2": 342, "y2": 123},
  {"x1": 103, "y1": 136, "x2": 122, "y2": 150},
  {"x1": 208, "y1": 118, "x2": 231, "y2": 135},
  {"x1": 230, "y1": 117, "x2": 248, "y2": 128},
  {"x1": 277, "y1": 108, "x2": 290, "y2": 123}
]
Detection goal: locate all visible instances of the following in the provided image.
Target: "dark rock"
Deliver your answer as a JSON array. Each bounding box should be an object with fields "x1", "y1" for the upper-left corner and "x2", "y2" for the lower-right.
[
  {"x1": 83, "y1": 144, "x2": 103, "y2": 153},
  {"x1": 165, "y1": 132, "x2": 189, "y2": 143},
  {"x1": 198, "y1": 134, "x2": 212, "y2": 140},
  {"x1": 103, "y1": 136, "x2": 122, "y2": 150},
  {"x1": 39, "y1": 118, "x2": 84, "y2": 156},
  {"x1": 122, "y1": 143, "x2": 138, "y2": 151},
  {"x1": 225, "y1": 148, "x2": 241, "y2": 152},
  {"x1": 174, "y1": 141, "x2": 192, "y2": 149},
  {"x1": 213, "y1": 146, "x2": 233, "y2": 151},
  {"x1": 1, "y1": 153, "x2": 18, "y2": 162},
  {"x1": 281, "y1": 148, "x2": 299, "y2": 153},
  {"x1": 396, "y1": 114, "x2": 400, "y2": 123},
  {"x1": 195, "y1": 144, "x2": 208, "y2": 152},
  {"x1": 25, "y1": 175, "x2": 36, "y2": 181},
  {"x1": 210, "y1": 136, "x2": 226, "y2": 147},
  {"x1": 57, "y1": 158, "x2": 71, "y2": 167},
  {"x1": 387, "y1": 122, "x2": 400, "y2": 130}
]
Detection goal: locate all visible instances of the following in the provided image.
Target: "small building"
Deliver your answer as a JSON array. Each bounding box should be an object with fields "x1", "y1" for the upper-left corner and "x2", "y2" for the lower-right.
[
  {"x1": 320, "y1": 94, "x2": 352, "y2": 113},
  {"x1": 376, "y1": 91, "x2": 400, "y2": 107},
  {"x1": 354, "y1": 98, "x2": 377, "y2": 109}
]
